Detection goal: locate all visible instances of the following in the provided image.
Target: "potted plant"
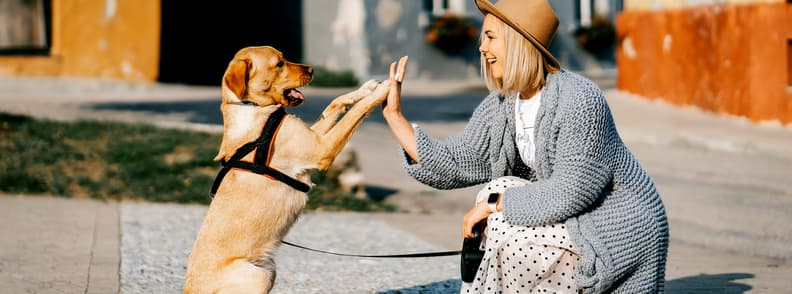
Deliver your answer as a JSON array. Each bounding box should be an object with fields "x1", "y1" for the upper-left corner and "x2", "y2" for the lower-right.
[{"x1": 425, "y1": 13, "x2": 479, "y2": 56}]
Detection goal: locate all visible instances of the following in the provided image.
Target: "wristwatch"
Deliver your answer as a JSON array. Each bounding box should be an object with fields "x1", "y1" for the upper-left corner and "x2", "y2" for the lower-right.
[{"x1": 487, "y1": 192, "x2": 500, "y2": 213}]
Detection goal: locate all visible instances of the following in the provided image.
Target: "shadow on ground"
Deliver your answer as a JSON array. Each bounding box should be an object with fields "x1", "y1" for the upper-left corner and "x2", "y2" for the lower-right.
[
  {"x1": 91, "y1": 93, "x2": 486, "y2": 125},
  {"x1": 365, "y1": 185, "x2": 399, "y2": 201},
  {"x1": 372, "y1": 273, "x2": 753, "y2": 293},
  {"x1": 666, "y1": 273, "x2": 753, "y2": 293},
  {"x1": 377, "y1": 279, "x2": 461, "y2": 294}
]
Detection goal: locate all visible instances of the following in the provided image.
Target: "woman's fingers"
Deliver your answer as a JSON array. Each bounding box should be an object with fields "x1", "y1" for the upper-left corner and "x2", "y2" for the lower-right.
[
  {"x1": 396, "y1": 56, "x2": 408, "y2": 83},
  {"x1": 389, "y1": 61, "x2": 396, "y2": 81},
  {"x1": 462, "y1": 202, "x2": 491, "y2": 238},
  {"x1": 383, "y1": 56, "x2": 408, "y2": 114}
]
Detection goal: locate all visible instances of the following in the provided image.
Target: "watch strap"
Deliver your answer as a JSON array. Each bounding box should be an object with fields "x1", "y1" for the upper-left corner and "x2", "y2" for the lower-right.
[{"x1": 487, "y1": 193, "x2": 499, "y2": 213}]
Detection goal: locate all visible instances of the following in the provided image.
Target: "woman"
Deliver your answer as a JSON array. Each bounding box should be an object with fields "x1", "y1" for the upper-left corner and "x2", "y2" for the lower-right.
[{"x1": 383, "y1": 0, "x2": 668, "y2": 293}]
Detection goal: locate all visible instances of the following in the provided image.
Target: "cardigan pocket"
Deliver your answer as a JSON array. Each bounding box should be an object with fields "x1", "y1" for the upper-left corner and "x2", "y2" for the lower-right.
[{"x1": 567, "y1": 213, "x2": 615, "y2": 293}]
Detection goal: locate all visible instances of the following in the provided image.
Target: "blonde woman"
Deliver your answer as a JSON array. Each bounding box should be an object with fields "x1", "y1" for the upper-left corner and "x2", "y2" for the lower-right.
[{"x1": 383, "y1": 0, "x2": 668, "y2": 293}]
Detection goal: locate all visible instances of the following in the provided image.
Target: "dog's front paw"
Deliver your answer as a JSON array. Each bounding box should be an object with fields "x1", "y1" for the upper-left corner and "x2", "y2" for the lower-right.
[
  {"x1": 331, "y1": 96, "x2": 359, "y2": 109},
  {"x1": 362, "y1": 80, "x2": 392, "y2": 104},
  {"x1": 330, "y1": 80, "x2": 381, "y2": 108},
  {"x1": 360, "y1": 79, "x2": 381, "y2": 91}
]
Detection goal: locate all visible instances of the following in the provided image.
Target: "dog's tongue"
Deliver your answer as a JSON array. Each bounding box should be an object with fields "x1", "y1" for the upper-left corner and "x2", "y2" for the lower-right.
[{"x1": 289, "y1": 89, "x2": 305, "y2": 101}]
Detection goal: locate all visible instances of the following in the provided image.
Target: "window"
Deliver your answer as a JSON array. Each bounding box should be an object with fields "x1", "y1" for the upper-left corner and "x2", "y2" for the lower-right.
[
  {"x1": 424, "y1": 0, "x2": 466, "y2": 16},
  {"x1": 0, "y1": 0, "x2": 52, "y2": 55},
  {"x1": 788, "y1": 39, "x2": 792, "y2": 89}
]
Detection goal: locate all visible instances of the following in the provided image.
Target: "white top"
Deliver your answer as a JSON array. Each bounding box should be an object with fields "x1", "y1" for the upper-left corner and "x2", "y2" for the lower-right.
[{"x1": 514, "y1": 90, "x2": 542, "y2": 167}]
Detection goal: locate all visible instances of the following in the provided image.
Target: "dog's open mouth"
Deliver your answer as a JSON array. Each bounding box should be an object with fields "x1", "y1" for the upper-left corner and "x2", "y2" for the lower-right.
[{"x1": 284, "y1": 88, "x2": 305, "y2": 106}]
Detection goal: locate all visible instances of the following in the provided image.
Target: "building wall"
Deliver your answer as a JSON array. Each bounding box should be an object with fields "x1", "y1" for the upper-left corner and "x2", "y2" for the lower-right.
[
  {"x1": 304, "y1": 0, "x2": 483, "y2": 82},
  {"x1": 304, "y1": 0, "x2": 627, "y2": 82},
  {"x1": 625, "y1": 0, "x2": 781, "y2": 10},
  {"x1": 617, "y1": 1, "x2": 792, "y2": 123},
  {"x1": 0, "y1": 0, "x2": 160, "y2": 81}
]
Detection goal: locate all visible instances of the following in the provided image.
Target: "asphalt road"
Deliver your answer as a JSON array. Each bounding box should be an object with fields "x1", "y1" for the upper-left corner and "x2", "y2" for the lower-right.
[{"x1": 91, "y1": 90, "x2": 492, "y2": 125}]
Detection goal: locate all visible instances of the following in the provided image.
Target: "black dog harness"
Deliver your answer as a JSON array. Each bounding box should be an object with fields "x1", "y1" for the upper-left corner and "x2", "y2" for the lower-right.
[{"x1": 210, "y1": 106, "x2": 310, "y2": 197}]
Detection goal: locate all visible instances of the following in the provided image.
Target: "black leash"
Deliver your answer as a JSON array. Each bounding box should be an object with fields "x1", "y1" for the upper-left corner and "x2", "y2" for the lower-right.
[{"x1": 281, "y1": 240, "x2": 461, "y2": 258}]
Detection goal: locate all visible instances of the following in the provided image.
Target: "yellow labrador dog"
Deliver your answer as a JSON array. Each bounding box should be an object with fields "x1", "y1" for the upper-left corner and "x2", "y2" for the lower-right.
[{"x1": 184, "y1": 46, "x2": 391, "y2": 293}]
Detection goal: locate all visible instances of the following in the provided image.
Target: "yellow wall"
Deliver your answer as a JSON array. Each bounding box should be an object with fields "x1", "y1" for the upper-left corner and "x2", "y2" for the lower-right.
[
  {"x1": 625, "y1": 0, "x2": 783, "y2": 11},
  {"x1": 0, "y1": 0, "x2": 161, "y2": 81}
]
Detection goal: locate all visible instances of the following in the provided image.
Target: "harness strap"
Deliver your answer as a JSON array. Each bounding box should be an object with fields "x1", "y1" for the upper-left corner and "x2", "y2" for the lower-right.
[{"x1": 210, "y1": 107, "x2": 311, "y2": 197}]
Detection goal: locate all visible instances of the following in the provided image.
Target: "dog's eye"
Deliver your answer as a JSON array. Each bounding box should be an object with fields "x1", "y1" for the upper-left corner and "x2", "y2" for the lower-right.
[{"x1": 276, "y1": 61, "x2": 284, "y2": 67}]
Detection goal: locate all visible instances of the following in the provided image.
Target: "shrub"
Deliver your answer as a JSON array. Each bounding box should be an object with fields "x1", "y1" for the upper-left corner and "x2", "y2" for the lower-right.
[
  {"x1": 425, "y1": 13, "x2": 479, "y2": 56},
  {"x1": 310, "y1": 66, "x2": 359, "y2": 88}
]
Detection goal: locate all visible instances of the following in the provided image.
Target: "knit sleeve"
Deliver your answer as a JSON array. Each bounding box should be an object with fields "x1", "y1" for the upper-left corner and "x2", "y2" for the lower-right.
[
  {"x1": 502, "y1": 89, "x2": 614, "y2": 226},
  {"x1": 399, "y1": 97, "x2": 494, "y2": 190}
]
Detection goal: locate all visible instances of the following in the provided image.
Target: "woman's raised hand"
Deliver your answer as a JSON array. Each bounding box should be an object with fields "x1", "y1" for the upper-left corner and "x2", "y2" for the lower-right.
[
  {"x1": 381, "y1": 56, "x2": 419, "y2": 162},
  {"x1": 383, "y1": 56, "x2": 408, "y2": 117}
]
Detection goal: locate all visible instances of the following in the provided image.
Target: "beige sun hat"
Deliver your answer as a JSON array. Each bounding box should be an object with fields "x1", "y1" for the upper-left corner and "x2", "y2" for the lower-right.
[{"x1": 475, "y1": 0, "x2": 560, "y2": 69}]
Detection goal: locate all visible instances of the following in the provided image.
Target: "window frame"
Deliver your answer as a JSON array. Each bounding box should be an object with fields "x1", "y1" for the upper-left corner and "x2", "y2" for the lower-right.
[{"x1": 0, "y1": 0, "x2": 53, "y2": 56}]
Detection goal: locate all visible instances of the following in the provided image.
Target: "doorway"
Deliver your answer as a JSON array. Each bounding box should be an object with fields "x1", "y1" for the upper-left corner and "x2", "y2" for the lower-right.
[{"x1": 158, "y1": 1, "x2": 303, "y2": 85}]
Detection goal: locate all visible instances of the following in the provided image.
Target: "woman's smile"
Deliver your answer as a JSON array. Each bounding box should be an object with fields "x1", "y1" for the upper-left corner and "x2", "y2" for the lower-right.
[{"x1": 479, "y1": 14, "x2": 505, "y2": 80}]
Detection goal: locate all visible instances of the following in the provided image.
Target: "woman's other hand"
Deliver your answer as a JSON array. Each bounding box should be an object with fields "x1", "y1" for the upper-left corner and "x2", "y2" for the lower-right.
[{"x1": 462, "y1": 201, "x2": 492, "y2": 238}]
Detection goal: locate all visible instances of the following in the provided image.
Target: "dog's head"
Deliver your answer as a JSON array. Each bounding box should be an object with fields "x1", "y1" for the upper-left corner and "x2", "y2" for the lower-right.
[{"x1": 221, "y1": 46, "x2": 313, "y2": 107}]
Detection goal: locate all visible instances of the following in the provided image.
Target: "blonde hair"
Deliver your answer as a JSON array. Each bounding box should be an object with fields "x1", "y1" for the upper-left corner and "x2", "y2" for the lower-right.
[{"x1": 480, "y1": 17, "x2": 560, "y2": 97}]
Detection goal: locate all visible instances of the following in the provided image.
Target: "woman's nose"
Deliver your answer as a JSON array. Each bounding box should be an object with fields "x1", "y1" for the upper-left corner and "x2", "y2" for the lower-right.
[{"x1": 479, "y1": 42, "x2": 487, "y2": 54}]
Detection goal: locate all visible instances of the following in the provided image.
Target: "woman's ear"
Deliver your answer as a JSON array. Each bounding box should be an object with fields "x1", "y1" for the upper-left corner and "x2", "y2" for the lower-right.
[{"x1": 222, "y1": 58, "x2": 250, "y2": 102}]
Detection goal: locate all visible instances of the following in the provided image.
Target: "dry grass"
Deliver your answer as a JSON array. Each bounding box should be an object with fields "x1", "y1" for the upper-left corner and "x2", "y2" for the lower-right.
[{"x1": 0, "y1": 112, "x2": 395, "y2": 211}]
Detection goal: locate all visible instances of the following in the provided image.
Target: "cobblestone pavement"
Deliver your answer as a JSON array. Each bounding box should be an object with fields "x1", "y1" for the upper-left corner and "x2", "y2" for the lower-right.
[{"x1": 120, "y1": 202, "x2": 459, "y2": 294}]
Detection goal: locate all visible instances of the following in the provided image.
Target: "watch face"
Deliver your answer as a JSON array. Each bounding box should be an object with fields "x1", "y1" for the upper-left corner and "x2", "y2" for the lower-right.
[{"x1": 487, "y1": 192, "x2": 500, "y2": 204}]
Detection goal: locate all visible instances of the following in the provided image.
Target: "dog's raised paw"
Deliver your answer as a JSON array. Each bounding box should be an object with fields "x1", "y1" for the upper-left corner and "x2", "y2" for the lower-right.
[{"x1": 361, "y1": 79, "x2": 381, "y2": 91}]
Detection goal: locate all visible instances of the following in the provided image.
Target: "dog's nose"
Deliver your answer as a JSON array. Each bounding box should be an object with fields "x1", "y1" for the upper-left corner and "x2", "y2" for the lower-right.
[{"x1": 306, "y1": 66, "x2": 313, "y2": 76}]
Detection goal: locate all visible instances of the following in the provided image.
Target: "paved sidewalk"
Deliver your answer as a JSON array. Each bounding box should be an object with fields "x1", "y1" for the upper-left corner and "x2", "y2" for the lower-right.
[
  {"x1": 2, "y1": 194, "x2": 791, "y2": 293},
  {"x1": 0, "y1": 195, "x2": 119, "y2": 294}
]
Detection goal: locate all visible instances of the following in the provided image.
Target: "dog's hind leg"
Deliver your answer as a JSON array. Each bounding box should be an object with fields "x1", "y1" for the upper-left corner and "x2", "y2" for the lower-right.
[
  {"x1": 310, "y1": 80, "x2": 380, "y2": 135},
  {"x1": 252, "y1": 255, "x2": 277, "y2": 293},
  {"x1": 214, "y1": 257, "x2": 275, "y2": 294}
]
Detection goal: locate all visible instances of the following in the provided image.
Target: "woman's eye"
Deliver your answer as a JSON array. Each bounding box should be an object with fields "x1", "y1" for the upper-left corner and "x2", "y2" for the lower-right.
[{"x1": 276, "y1": 61, "x2": 284, "y2": 67}]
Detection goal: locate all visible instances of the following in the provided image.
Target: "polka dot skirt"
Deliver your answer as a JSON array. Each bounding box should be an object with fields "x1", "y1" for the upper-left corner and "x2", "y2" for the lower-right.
[{"x1": 462, "y1": 177, "x2": 581, "y2": 294}]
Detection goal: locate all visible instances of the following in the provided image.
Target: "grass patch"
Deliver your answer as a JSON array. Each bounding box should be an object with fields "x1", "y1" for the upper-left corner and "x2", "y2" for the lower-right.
[
  {"x1": 0, "y1": 112, "x2": 395, "y2": 211},
  {"x1": 309, "y1": 66, "x2": 359, "y2": 88}
]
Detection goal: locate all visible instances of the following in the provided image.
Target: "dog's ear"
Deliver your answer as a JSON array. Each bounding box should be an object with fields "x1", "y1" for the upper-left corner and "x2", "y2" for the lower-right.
[{"x1": 222, "y1": 59, "x2": 250, "y2": 102}]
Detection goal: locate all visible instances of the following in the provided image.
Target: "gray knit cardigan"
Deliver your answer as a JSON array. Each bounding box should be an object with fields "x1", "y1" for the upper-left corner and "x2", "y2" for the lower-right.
[{"x1": 401, "y1": 70, "x2": 669, "y2": 293}]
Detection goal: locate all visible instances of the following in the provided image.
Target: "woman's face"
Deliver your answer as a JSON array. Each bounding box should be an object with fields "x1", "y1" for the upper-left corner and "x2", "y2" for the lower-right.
[{"x1": 479, "y1": 14, "x2": 506, "y2": 80}]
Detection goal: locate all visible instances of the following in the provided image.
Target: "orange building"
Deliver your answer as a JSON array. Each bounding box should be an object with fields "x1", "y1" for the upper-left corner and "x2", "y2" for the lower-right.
[
  {"x1": 0, "y1": 0, "x2": 161, "y2": 81},
  {"x1": 0, "y1": 1, "x2": 303, "y2": 85},
  {"x1": 616, "y1": 0, "x2": 792, "y2": 124}
]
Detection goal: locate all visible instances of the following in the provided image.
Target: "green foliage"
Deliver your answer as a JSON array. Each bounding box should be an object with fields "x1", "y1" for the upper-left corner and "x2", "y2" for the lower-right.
[
  {"x1": 425, "y1": 14, "x2": 479, "y2": 55},
  {"x1": 0, "y1": 113, "x2": 395, "y2": 211},
  {"x1": 307, "y1": 170, "x2": 396, "y2": 212},
  {"x1": 310, "y1": 66, "x2": 359, "y2": 88}
]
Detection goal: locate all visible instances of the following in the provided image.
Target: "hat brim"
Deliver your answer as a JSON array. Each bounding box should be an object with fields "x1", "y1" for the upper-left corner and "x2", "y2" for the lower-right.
[{"x1": 475, "y1": 0, "x2": 560, "y2": 69}]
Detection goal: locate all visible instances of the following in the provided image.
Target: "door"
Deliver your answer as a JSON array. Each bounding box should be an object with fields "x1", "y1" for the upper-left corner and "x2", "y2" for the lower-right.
[{"x1": 158, "y1": 1, "x2": 303, "y2": 85}]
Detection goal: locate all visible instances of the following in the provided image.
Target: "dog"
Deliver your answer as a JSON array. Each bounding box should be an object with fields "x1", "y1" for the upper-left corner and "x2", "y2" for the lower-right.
[{"x1": 184, "y1": 46, "x2": 391, "y2": 294}]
